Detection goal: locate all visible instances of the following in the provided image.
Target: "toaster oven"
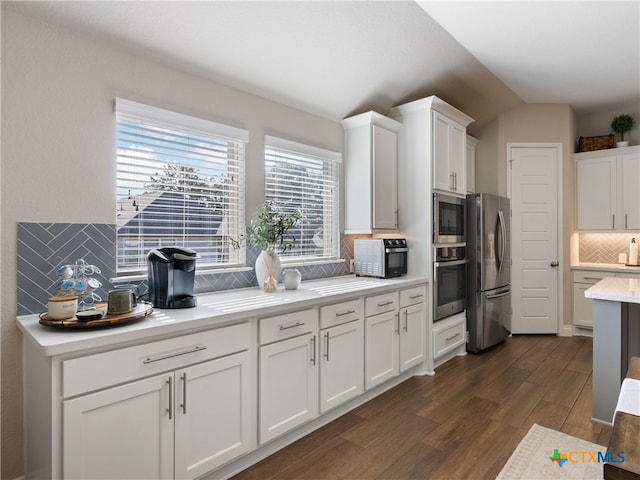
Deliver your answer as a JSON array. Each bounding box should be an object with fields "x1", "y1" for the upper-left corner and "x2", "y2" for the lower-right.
[{"x1": 354, "y1": 238, "x2": 408, "y2": 278}]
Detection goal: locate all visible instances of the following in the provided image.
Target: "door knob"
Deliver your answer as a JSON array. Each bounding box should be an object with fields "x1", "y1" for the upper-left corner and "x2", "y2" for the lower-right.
[{"x1": 550, "y1": 261, "x2": 559, "y2": 267}]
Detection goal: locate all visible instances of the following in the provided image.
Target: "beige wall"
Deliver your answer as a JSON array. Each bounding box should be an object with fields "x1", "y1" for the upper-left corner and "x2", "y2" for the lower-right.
[
  {"x1": 475, "y1": 104, "x2": 576, "y2": 334},
  {"x1": 1, "y1": 10, "x2": 343, "y2": 478}
]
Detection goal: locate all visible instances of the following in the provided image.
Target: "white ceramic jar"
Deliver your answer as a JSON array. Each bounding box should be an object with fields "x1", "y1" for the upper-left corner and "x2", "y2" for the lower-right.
[
  {"x1": 47, "y1": 295, "x2": 78, "y2": 320},
  {"x1": 282, "y1": 269, "x2": 302, "y2": 290}
]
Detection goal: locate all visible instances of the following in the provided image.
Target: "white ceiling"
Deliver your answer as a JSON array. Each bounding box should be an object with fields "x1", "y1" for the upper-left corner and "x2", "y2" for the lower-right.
[{"x1": 4, "y1": 1, "x2": 639, "y2": 132}]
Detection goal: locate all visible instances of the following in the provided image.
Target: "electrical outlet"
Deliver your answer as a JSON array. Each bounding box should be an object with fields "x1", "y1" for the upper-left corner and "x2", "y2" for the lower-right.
[{"x1": 349, "y1": 259, "x2": 355, "y2": 273}]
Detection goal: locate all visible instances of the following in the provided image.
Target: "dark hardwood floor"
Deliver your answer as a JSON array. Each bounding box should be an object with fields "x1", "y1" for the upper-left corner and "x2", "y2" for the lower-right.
[{"x1": 233, "y1": 334, "x2": 611, "y2": 480}]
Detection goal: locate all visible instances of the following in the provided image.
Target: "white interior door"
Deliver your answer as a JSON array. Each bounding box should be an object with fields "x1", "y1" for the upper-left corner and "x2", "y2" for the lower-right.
[{"x1": 509, "y1": 145, "x2": 559, "y2": 334}]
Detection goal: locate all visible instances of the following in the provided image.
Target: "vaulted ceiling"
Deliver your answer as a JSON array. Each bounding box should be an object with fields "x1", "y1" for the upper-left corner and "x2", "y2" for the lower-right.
[{"x1": 4, "y1": 1, "x2": 639, "y2": 133}]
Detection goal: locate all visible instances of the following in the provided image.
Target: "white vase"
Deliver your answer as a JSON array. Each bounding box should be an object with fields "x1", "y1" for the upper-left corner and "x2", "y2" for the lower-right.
[
  {"x1": 255, "y1": 250, "x2": 281, "y2": 289},
  {"x1": 617, "y1": 140, "x2": 629, "y2": 147}
]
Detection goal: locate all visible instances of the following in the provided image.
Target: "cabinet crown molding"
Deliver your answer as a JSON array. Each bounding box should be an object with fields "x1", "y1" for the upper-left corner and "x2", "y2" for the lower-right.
[
  {"x1": 341, "y1": 111, "x2": 402, "y2": 132},
  {"x1": 388, "y1": 95, "x2": 474, "y2": 127}
]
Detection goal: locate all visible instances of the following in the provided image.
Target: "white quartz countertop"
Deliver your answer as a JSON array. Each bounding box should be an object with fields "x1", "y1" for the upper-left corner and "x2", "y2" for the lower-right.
[
  {"x1": 17, "y1": 275, "x2": 429, "y2": 357},
  {"x1": 572, "y1": 263, "x2": 640, "y2": 274},
  {"x1": 585, "y1": 276, "x2": 640, "y2": 304}
]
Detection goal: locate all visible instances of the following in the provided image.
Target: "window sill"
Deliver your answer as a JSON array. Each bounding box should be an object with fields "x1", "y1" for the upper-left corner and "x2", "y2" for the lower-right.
[
  {"x1": 111, "y1": 266, "x2": 254, "y2": 284},
  {"x1": 280, "y1": 258, "x2": 346, "y2": 268}
]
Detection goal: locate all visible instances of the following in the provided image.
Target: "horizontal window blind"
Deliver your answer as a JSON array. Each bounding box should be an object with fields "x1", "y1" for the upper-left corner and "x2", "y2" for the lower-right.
[
  {"x1": 264, "y1": 136, "x2": 341, "y2": 261},
  {"x1": 115, "y1": 99, "x2": 246, "y2": 274}
]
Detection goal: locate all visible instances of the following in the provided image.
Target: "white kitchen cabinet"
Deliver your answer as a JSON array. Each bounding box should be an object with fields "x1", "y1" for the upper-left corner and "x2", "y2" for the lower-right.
[
  {"x1": 433, "y1": 110, "x2": 467, "y2": 195},
  {"x1": 432, "y1": 312, "x2": 466, "y2": 359},
  {"x1": 399, "y1": 286, "x2": 427, "y2": 372},
  {"x1": 576, "y1": 145, "x2": 640, "y2": 231},
  {"x1": 365, "y1": 309, "x2": 400, "y2": 390},
  {"x1": 63, "y1": 324, "x2": 252, "y2": 480},
  {"x1": 258, "y1": 309, "x2": 318, "y2": 444},
  {"x1": 342, "y1": 111, "x2": 402, "y2": 233},
  {"x1": 466, "y1": 135, "x2": 479, "y2": 193}
]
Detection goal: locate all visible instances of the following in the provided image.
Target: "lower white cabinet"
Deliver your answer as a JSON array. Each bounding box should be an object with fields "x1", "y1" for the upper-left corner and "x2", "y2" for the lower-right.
[
  {"x1": 258, "y1": 310, "x2": 318, "y2": 444},
  {"x1": 400, "y1": 303, "x2": 426, "y2": 371},
  {"x1": 64, "y1": 350, "x2": 251, "y2": 480},
  {"x1": 365, "y1": 309, "x2": 400, "y2": 390},
  {"x1": 433, "y1": 313, "x2": 466, "y2": 358}
]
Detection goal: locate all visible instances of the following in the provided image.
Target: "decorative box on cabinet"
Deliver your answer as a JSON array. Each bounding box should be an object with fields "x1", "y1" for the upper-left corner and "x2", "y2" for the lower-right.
[
  {"x1": 342, "y1": 111, "x2": 402, "y2": 233},
  {"x1": 576, "y1": 145, "x2": 640, "y2": 231}
]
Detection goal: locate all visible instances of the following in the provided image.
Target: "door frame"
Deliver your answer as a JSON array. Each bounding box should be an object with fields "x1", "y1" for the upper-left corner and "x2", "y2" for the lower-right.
[{"x1": 506, "y1": 142, "x2": 567, "y2": 336}]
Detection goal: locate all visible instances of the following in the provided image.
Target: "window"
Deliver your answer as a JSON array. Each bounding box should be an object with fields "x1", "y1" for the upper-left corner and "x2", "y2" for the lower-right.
[
  {"x1": 115, "y1": 98, "x2": 247, "y2": 274},
  {"x1": 264, "y1": 135, "x2": 341, "y2": 261}
]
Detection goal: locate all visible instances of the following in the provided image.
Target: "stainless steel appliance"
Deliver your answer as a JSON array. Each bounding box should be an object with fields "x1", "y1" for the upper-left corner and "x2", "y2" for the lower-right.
[
  {"x1": 433, "y1": 193, "x2": 466, "y2": 244},
  {"x1": 354, "y1": 238, "x2": 408, "y2": 278},
  {"x1": 147, "y1": 247, "x2": 198, "y2": 308},
  {"x1": 466, "y1": 193, "x2": 511, "y2": 352},
  {"x1": 433, "y1": 244, "x2": 467, "y2": 321}
]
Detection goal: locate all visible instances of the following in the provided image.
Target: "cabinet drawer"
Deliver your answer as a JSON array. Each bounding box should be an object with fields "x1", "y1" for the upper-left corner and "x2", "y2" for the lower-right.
[
  {"x1": 320, "y1": 299, "x2": 363, "y2": 329},
  {"x1": 365, "y1": 291, "x2": 399, "y2": 317},
  {"x1": 573, "y1": 270, "x2": 609, "y2": 284},
  {"x1": 433, "y1": 318, "x2": 465, "y2": 358},
  {"x1": 63, "y1": 322, "x2": 250, "y2": 398},
  {"x1": 259, "y1": 309, "x2": 316, "y2": 345},
  {"x1": 400, "y1": 285, "x2": 427, "y2": 307}
]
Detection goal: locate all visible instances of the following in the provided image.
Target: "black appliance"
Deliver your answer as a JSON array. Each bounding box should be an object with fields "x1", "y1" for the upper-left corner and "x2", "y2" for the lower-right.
[
  {"x1": 433, "y1": 193, "x2": 466, "y2": 244},
  {"x1": 147, "y1": 247, "x2": 198, "y2": 309},
  {"x1": 466, "y1": 193, "x2": 511, "y2": 352},
  {"x1": 433, "y1": 244, "x2": 467, "y2": 321}
]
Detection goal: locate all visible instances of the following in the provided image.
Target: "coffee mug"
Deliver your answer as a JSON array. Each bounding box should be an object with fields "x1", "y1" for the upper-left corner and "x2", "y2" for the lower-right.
[
  {"x1": 108, "y1": 289, "x2": 137, "y2": 315},
  {"x1": 48, "y1": 295, "x2": 78, "y2": 320}
]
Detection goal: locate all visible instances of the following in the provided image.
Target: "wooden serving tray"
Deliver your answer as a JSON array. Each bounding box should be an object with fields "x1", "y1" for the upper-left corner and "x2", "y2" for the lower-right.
[{"x1": 39, "y1": 302, "x2": 153, "y2": 329}]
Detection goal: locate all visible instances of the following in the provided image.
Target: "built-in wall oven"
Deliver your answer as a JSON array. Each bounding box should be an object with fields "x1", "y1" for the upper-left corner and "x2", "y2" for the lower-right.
[
  {"x1": 433, "y1": 193, "x2": 466, "y2": 244},
  {"x1": 433, "y1": 244, "x2": 467, "y2": 321}
]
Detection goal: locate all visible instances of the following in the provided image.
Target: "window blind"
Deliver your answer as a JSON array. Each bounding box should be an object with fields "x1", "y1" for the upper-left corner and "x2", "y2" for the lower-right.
[
  {"x1": 115, "y1": 99, "x2": 247, "y2": 274},
  {"x1": 264, "y1": 135, "x2": 341, "y2": 261}
]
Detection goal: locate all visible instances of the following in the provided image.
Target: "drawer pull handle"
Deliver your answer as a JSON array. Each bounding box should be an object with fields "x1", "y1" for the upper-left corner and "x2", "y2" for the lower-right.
[
  {"x1": 378, "y1": 300, "x2": 394, "y2": 307},
  {"x1": 409, "y1": 294, "x2": 423, "y2": 300},
  {"x1": 335, "y1": 309, "x2": 356, "y2": 317},
  {"x1": 279, "y1": 321, "x2": 305, "y2": 331},
  {"x1": 446, "y1": 332, "x2": 461, "y2": 342},
  {"x1": 143, "y1": 346, "x2": 207, "y2": 364},
  {"x1": 583, "y1": 277, "x2": 604, "y2": 281}
]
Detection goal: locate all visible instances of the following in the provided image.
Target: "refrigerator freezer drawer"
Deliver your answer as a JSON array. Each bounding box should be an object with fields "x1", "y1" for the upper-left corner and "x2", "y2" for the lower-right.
[{"x1": 468, "y1": 287, "x2": 511, "y2": 353}]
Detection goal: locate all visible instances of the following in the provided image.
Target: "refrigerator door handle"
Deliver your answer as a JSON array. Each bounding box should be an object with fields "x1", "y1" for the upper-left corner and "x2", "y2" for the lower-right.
[
  {"x1": 497, "y1": 210, "x2": 506, "y2": 274},
  {"x1": 486, "y1": 289, "x2": 511, "y2": 300}
]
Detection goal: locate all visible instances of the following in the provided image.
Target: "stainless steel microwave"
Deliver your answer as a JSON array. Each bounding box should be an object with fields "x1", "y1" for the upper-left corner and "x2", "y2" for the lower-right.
[
  {"x1": 433, "y1": 193, "x2": 466, "y2": 244},
  {"x1": 354, "y1": 238, "x2": 408, "y2": 278}
]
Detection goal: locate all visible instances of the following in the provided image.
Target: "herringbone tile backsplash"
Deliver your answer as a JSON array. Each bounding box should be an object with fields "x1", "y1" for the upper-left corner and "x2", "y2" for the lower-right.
[{"x1": 579, "y1": 233, "x2": 640, "y2": 264}]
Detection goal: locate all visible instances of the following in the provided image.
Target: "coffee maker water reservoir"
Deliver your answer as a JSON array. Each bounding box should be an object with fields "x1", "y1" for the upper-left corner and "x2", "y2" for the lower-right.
[{"x1": 147, "y1": 247, "x2": 198, "y2": 309}]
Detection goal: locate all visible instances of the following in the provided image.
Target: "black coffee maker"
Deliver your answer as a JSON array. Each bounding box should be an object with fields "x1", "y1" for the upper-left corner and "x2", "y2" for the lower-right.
[{"x1": 147, "y1": 247, "x2": 198, "y2": 309}]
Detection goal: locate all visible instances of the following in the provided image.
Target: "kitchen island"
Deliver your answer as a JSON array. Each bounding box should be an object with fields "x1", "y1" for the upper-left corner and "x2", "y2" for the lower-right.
[{"x1": 585, "y1": 276, "x2": 640, "y2": 425}]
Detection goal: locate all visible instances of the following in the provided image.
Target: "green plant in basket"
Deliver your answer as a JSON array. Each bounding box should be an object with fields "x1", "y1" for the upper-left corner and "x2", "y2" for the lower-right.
[
  {"x1": 610, "y1": 114, "x2": 635, "y2": 142},
  {"x1": 230, "y1": 201, "x2": 301, "y2": 253}
]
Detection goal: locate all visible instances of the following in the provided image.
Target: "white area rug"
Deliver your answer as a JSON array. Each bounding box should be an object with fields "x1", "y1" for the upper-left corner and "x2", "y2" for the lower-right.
[{"x1": 497, "y1": 424, "x2": 606, "y2": 479}]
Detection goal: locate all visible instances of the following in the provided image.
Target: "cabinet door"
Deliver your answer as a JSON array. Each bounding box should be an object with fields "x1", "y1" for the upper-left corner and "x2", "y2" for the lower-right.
[
  {"x1": 364, "y1": 311, "x2": 399, "y2": 390},
  {"x1": 372, "y1": 125, "x2": 398, "y2": 229},
  {"x1": 64, "y1": 374, "x2": 173, "y2": 480},
  {"x1": 259, "y1": 333, "x2": 318, "y2": 443},
  {"x1": 573, "y1": 282, "x2": 594, "y2": 328},
  {"x1": 449, "y1": 120, "x2": 466, "y2": 193},
  {"x1": 320, "y1": 320, "x2": 364, "y2": 413},
  {"x1": 432, "y1": 111, "x2": 452, "y2": 192},
  {"x1": 399, "y1": 303, "x2": 426, "y2": 372},
  {"x1": 577, "y1": 156, "x2": 617, "y2": 230},
  {"x1": 621, "y1": 152, "x2": 640, "y2": 230},
  {"x1": 174, "y1": 351, "x2": 252, "y2": 479}
]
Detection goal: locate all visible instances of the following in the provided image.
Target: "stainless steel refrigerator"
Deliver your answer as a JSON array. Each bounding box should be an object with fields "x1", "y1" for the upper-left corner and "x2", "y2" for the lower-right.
[{"x1": 466, "y1": 193, "x2": 511, "y2": 353}]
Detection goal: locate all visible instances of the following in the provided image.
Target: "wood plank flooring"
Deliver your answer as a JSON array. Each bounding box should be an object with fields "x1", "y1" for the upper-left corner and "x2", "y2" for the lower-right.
[{"x1": 233, "y1": 335, "x2": 611, "y2": 480}]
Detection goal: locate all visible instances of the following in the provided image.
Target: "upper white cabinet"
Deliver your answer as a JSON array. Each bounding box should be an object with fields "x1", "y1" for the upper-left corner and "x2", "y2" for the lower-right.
[
  {"x1": 576, "y1": 145, "x2": 640, "y2": 231},
  {"x1": 342, "y1": 111, "x2": 402, "y2": 233},
  {"x1": 466, "y1": 135, "x2": 479, "y2": 194},
  {"x1": 389, "y1": 95, "x2": 474, "y2": 199}
]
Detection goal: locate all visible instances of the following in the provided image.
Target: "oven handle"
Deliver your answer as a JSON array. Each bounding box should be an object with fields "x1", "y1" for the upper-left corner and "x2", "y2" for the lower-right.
[
  {"x1": 434, "y1": 259, "x2": 468, "y2": 267},
  {"x1": 385, "y1": 247, "x2": 408, "y2": 253}
]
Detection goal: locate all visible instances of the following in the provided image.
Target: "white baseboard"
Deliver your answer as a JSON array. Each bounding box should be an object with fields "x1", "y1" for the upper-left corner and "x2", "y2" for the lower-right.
[{"x1": 559, "y1": 324, "x2": 574, "y2": 337}]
